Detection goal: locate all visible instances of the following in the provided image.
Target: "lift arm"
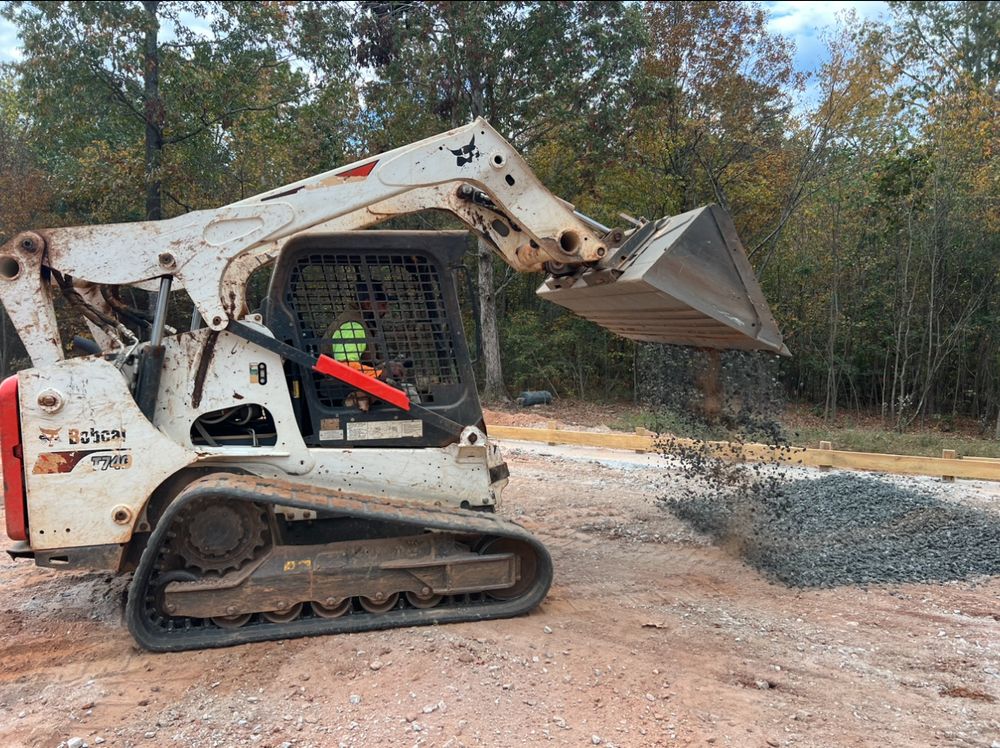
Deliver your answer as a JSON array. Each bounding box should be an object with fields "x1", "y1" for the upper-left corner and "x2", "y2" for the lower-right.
[
  {"x1": 0, "y1": 118, "x2": 608, "y2": 366},
  {"x1": 0, "y1": 117, "x2": 787, "y2": 367}
]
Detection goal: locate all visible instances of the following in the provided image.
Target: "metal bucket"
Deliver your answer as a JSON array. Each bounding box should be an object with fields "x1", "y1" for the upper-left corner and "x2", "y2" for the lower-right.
[{"x1": 537, "y1": 205, "x2": 788, "y2": 355}]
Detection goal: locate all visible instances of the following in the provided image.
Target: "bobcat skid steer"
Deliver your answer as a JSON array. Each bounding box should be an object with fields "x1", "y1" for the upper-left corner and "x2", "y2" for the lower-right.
[{"x1": 0, "y1": 119, "x2": 785, "y2": 650}]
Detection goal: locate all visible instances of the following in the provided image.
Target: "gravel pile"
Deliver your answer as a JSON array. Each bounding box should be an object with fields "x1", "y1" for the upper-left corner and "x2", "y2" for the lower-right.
[{"x1": 664, "y1": 472, "x2": 1000, "y2": 587}]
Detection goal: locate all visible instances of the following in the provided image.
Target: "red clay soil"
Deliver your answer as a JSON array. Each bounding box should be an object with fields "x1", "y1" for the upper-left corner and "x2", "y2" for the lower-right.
[
  {"x1": 482, "y1": 401, "x2": 641, "y2": 431},
  {"x1": 1, "y1": 446, "x2": 997, "y2": 748}
]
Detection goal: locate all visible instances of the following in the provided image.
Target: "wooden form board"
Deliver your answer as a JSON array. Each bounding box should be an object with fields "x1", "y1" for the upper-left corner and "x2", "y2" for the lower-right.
[{"x1": 484, "y1": 424, "x2": 1000, "y2": 483}]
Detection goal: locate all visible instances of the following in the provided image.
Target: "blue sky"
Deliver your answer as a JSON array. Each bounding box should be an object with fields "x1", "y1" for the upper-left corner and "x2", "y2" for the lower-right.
[
  {"x1": 0, "y1": 12, "x2": 19, "y2": 63},
  {"x1": 764, "y1": 1, "x2": 890, "y2": 70},
  {"x1": 763, "y1": 0, "x2": 891, "y2": 106},
  {"x1": 0, "y1": 1, "x2": 892, "y2": 75}
]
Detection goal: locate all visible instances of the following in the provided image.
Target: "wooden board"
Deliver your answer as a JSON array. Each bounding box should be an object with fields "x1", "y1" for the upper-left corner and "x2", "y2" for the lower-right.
[{"x1": 484, "y1": 424, "x2": 1000, "y2": 483}]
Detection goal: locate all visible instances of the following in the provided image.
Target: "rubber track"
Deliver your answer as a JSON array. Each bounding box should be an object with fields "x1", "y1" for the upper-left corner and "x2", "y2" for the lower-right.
[{"x1": 125, "y1": 474, "x2": 553, "y2": 652}]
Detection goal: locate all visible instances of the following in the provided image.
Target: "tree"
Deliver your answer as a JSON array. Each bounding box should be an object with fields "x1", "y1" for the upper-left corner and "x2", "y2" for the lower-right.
[
  {"x1": 2, "y1": 1, "x2": 354, "y2": 223},
  {"x1": 351, "y1": 1, "x2": 645, "y2": 401},
  {"x1": 889, "y1": 0, "x2": 1000, "y2": 93},
  {"x1": 0, "y1": 70, "x2": 42, "y2": 377},
  {"x1": 1, "y1": 0, "x2": 997, "y2": 434},
  {"x1": 0, "y1": 69, "x2": 50, "y2": 236}
]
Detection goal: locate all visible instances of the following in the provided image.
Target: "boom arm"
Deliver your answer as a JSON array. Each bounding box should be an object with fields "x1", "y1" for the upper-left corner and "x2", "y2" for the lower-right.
[
  {"x1": 0, "y1": 117, "x2": 788, "y2": 367},
  {"x1": 0, "y1": 118, "x2": 607, "y2": 366}
]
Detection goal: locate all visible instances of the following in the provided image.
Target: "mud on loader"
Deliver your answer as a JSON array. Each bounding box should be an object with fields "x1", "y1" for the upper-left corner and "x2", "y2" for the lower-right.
[{"x1": 0, "y1": 119, "x2": 785, "y2": 651}]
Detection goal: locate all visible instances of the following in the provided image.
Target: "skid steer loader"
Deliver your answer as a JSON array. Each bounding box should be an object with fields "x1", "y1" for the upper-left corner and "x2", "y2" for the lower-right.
[{"x1": 0, "y1": 119, "x2": 785, "y2": 650}]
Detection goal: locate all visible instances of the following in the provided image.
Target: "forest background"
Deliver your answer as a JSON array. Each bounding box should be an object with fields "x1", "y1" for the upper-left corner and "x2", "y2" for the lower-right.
[{"x1": 0, "y1": 1, "x2": 997, "y2": 442}]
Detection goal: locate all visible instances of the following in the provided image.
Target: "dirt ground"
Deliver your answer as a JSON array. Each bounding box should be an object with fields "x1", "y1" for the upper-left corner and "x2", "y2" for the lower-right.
[
  {"x1": 483, "y1": 404, "x2": 635, "y2": 431},
  {"x1": 1, "y1": 442, "x2": 998, "y2": 748}
]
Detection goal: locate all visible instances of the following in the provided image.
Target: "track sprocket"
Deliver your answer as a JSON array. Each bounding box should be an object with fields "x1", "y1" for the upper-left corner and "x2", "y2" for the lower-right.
[{"x1": 169, "y1": 497, "x2": 269, "y2": 575}]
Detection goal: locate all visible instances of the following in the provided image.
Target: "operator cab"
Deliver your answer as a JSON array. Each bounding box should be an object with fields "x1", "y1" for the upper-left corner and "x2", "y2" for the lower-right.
[{"x1": 262, "y1": 231, "x2": 483, "y2": 448}]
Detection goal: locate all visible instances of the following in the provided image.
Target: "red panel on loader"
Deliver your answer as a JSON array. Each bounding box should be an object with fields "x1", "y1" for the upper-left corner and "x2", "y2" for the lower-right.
[
  {"x1": 337, "y1": 160, "x2": 378, "y2": 178},
  {"x1": 0, "y1": 375, "x2": 27, "y2": 541},
  {"x1": 313, "y1": 355, "x2": 412, "y2": 411}
]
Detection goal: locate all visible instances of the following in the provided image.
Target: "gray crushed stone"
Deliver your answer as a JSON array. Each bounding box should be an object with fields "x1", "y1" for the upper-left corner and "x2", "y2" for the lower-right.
[{"x1": 664, "y1": 472, "x2": 1000, "y2": 587}]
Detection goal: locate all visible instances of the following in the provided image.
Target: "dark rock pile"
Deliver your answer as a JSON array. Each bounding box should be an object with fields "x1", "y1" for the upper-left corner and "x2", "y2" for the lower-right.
[
  {"x1": 664, "y1": 472, "x2": 1000, "y2": 587},
  {"x1": 641, "y1": 344, "x2": 1000, "y2": 587}
]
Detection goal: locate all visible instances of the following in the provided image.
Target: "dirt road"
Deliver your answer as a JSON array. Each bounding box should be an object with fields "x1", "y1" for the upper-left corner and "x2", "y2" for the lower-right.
[{"x1": 1, "y1": 442, "x2": 997, "y2": 748}]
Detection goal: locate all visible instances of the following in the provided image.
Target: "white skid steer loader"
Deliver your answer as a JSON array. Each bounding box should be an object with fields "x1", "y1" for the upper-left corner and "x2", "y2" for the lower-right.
[{"x1": 0, "y1": 119, "x2": 785, "y2": 650}]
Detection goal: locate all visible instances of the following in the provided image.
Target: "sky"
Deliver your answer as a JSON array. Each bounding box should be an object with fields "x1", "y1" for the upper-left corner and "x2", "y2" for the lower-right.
[
  {"x1": 764, "y1": 0, "x2": 890, "y2": 69},
  {"x1": 764, "y1": 0, "x2": 891, "y2": 106},
  {"x1": 0, "y1": 1, "x2": 893, "y2": 75},
  {"x1": 0, "y1": 10, "x2": 19, "y2": 64}
]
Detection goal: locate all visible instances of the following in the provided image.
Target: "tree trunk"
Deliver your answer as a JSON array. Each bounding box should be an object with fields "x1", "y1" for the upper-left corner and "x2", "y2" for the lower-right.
[
  {"x1": 142, "y1": 1, "x2": 164, "y2": 319},
  {"x1": 823, "y1": 202, "x2": 840, "y2": 423},
  {"x1": 477, "y1": 238, "x2": 506, "y2": 402},
  {"x1": 142, "y1": 1, "x2": 163, "y2": 222}
]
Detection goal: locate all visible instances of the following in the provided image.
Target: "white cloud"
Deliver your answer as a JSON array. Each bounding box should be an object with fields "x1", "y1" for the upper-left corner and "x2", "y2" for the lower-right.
[
  {"x1": 768, "y1": 0, "x2": 890, "y2": 33},
  {"x1": 0, "y1": 16, "x2": 22, "y2": 63},
  {"x1": 765, "y1": 1, "x2": 890, "y2": 73},
  {"x1": 767, "y1": 1, "x2": 882, "y2": 35},
  {"x1": 764, "y1": 0, "x2": 892, "y2": 111}
]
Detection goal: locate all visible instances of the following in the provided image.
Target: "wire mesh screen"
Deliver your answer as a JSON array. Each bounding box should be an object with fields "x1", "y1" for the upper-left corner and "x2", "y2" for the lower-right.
[{"x1": 286, "y1": 252, "x2": 459, "y2": 406}]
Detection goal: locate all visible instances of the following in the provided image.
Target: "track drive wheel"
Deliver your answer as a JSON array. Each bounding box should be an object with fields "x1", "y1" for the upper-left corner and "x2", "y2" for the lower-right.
[{"x1": 171, "y1": 497, "x2": 269, "y2": 575}]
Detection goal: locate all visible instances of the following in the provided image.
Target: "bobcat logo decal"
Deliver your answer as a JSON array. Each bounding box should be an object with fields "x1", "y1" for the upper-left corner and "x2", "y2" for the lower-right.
[
  {"x1": 38, "y1": 427, "x2": 61, "y2": 446},
  {"x1": 449, "y1": 135, "x2": 481, "y2": 167}
]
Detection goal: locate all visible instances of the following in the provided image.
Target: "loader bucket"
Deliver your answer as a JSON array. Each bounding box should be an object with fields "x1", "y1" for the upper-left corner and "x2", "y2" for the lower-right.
[{"x1": 537, "y1": 205, "x2": 788, "y2": 355}]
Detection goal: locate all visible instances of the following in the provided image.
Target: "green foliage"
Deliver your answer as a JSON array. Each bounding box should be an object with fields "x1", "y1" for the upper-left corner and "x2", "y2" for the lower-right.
[
  {"x1": 789, "y1": 424, "x2": 1000, "y2": 459},
  {"x1": 1, "y1": 0, "x2": 356, "y2": 222},
  {"x1": 501, "y1": 305, "x2": 633, "y2": 400},
  {"x1": 0, "y1": 0, "x2": 997, "y2": 432}
]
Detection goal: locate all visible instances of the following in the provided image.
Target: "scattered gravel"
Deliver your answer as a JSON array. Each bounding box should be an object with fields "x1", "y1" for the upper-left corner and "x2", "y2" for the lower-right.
[
  {"x1": 640, "y1": 348, "x2": 1000, "y2": 588},
  {"x1": 665, "y1": 472, "x2": 1000, "y2": 587}
]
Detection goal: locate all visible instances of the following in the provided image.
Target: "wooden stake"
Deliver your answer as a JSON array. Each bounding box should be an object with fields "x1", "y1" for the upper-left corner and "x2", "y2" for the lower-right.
[
  {"x1": 818, "y1": 441, "x2": 833, "y2": 471},
  {"x1": 942, "y1": 449, "x2": 957, "y2": 482}
]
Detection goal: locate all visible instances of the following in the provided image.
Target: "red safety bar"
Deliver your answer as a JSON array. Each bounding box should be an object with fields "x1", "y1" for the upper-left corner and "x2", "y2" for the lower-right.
[
  {"x1": 313, "y1": 355, "x2": 411, "y2": 411},
  {"x1": 0, "y1": 375, "x2": 26, "y2": 541}
]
